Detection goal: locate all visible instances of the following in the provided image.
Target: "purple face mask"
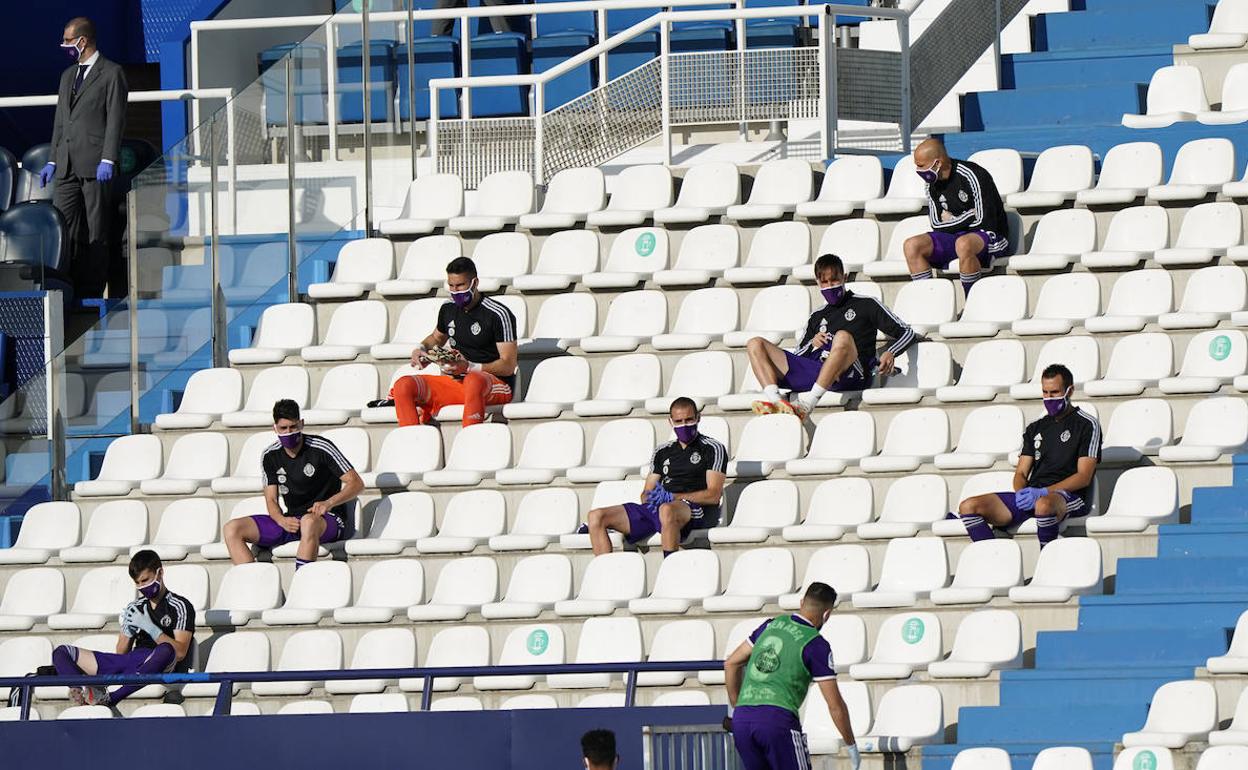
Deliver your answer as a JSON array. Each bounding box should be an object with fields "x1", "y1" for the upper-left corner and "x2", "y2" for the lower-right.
[
  {"x1": 821, "y1": 285, "x2": 844, "y2": 306},
  {"x1": 1042, "y1": 388, "x2": 1071, "y2": 417},
  {"x1": 449, "y1": 279, "x2": 476, "y2": 308},
  {"x1": 916, "y1": 161, "x2": 940, "y2": 184},
  {"x1": 278, "y1": 431, "x2": 302, "y2": 449},
  {"x1": 138, "y1": 579, "x2": 161, "y2": 600},
  {"x1": 61, "y1": 40, "x2": 82, "y2": 62},
  {"x1": 673, "y1": 423, "x2": 699, "y2": 444}
]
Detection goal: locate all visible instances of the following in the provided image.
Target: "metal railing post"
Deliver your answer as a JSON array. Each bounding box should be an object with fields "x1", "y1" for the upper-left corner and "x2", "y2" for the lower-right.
[
  {"x1": 226, "y1": 93, "x2": 237, "y2": 235},
  {"x1": 328, "y1": 22, "x2": 340, "y2": 158},
  {"x1": 534, "y1": 82, "x2": 545, "y2": 184},
  {"x1": 363, "y1": 0, "x2": 375, "y2": 235},
  {"x1": 899, "y1": 13, "x2": 912, "y2": 154},
  {"x1": 818, "y1": 5, "x2": 837, "y2": 159},
  {"x1": 47, "y1": 293, "x2": 66, "y2": 502},
  {"x1": 420, "y1": 678, "x2": 434, "y2": 710},
  {"x1": 407, "y1": 0, "x2": 419, "y2": 177},
  {"x1": 597, "y1": 8, "x2": 609, "y2": 86},
  {"x1": 429, "y1": 88, "x2": 440, "y2": 172},
  {"x1": 212, "y1": 680, "x2": 234, "y2": 715},
  {"x1": 462, "y1": 14, "x2": 473, "y2": 119},
  {"x1": 993, "y1": 0, "x2": 1002, "y2": 90},
  {"x1": 624, "y1": 670, "x2": 637, "y2": 706},
  {"x1": 209, "y1": 116, "x2": 225, "y2": 368},
  {"x1": 286, "y1": 59, "x2": 299, "y2": 304},
  {"x1": 735, "y1": 0, "x2": 746, "y2": 141},
  {"x1": 660, "y1": 18, "x2": 672, "y2": 165},
  {"x1": 126, "y1": 188, "x2": 140, "y2": 435}
]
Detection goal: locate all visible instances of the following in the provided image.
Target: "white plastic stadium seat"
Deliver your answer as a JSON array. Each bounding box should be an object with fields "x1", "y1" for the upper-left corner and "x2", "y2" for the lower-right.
[
  {"x1": 524, "y1": 292, "x2": 597, "y2": 351},
  {"x1": 859, "y1": 407, "x2": 950, "y2": 473},
  {"x1": 0, "y1": 568, "x2": 64, "y2": 630},
  {"x1": 865, "y1": 156, "x2": 927, "y2": 215},
  {"x1": 804, "y1": 680, "x2": 873, "y2": 754},
  {"x1": 1009, "y1": 336, "x2": 1099, "y2": 399},
  {"x1": 1203, "y1": 63, "x2": 1248, "y2": 125},
  {"x1": 501, "y1": 357, "x2": 590, "y2": 419},
  {"x1": 446, "y1": 170, "x2": 534, "y2": 232},
  {"x1": 795, "y1": 219, "x2": 881, "y2": 280},
  {"x1": 638, "y1": 619, "x2": 714, "y2": 686},
  {"x1": 1122, "y1": 680, "x2": 1217, "y2": 748},
  {"x1": 548, "y1": 617, "x2": 643, "y2": 689},
  {"x1": 128, "y1": 703, "x2": 186, "y2": 718},
  {"x1": 797, "y1": 155, "x2": 884, "y2": 218},
  {"x1": 1085, "y1": 269, "x2": 1173, "y2": 333},
  {"x1": 939, "y1": 276, "x2": 1028, "y2": 338},
  {"x1": 723, "y1": 285, "x2": 810, "y2": 348},
  {"x1": 862, "y1": 342, "x2": 953, "y2": 404},
  {"x1": 857, "y1": 684, "x2": 944, "y2": 752},
  {"x1": 566, "y1": 419, "x2": 655, "y2": 483},
  {"x1": 416, "y1": 490, "x2": 506, "y2": 553},
  {"x1": 652, "y1": 288, "x2": 738, "y2": 350},
  {"x1": 1159, "y1": 396, "x2": 1248, "y2": 462},
  {"x1": 1159, "y1": 266, "x2": 1247, "y2": 330},
  {"x1": 1191, "y1": 0, "x2": 1248, "y2": 48},
  {"x1": 852, "y1": 538, "x2": 949, "y2": 608},
  {"x1": 180, "y1": 631, "x2": 269, "y2": 698},
  {"x1": 1196, "y1": 747, "x2": 1248, "y2": 769},
  {"x1": 726, "y1": 158, "x2": 814, "y2": 221},
  {"x1": 346, "y1": 492, "x2": 435, "y2": 555},
  {"x1": 785, "y1": 412, "x2": 875, "y2": 476},
  {"x1": 1084, "y1": 334, "x2": 1174, "y2": 397},
  {"x1": 781, "y1": 481, "x2": 874, "y2": 542},
  {"x1": 494, "y1": 423, "x2": 584, "y2": 486},
  {"x1": 203, "y1": 562, "x2": 282, "y2": 626},
  {"x1": 1080, "y1": 206, "x2": 1169, "y2": 269},
  {"x1": 1122, "y1": 66, "x2": 1207, "y2": 128},
  {"x1": 708, "y1": 479, "x2": 798, "y2": 543},
  {"x1": 644, "y1": 351, "x2": 733, "y2": 414},
  {"x1": 554, "y1": 552, "x2": 647, "y2": 617},
  {"x1": 480, "y1": 554, "x2": 573, "y2": 619},
  {"x1": 463, "y1": 232, "x2": 528, "y2": 293},
  {"x1": 779, "y1": 544, "x2": 871, "y2": 609},
  {"x1": 931, "y1": 541, "x2": 1024, "y2": 605},
  {"x1": 574, "y1": 354, "x2": 661, "y2": 417},
  {"x1": 252, "y1": 629, "x2": 343, "y2": 697},
  {"x1": 936, "y1": 340, "x2": 1026, "y2": 402},
  {"x1": 300, "y1": 363, "x2": 378, "y2": 425},
  {"x1": 1154, "y1": 202, "x2": 1242, "y2": 267},
  {"x1": 375, "y1": 236, "x2": 462, "y2": 297},
  {"x1": 221, "y1": 366, "x2": 309, "y2": 427},
  {"x1": 1009, "y1": 538, "x2": 1103, "y2": 602},
  {"x1": 473, "y1": 624, "x2": 565, "y2": 691},
  {"x1": 578, "y1": 290, "x2": 667, "y2": 352},
  {"x1": 418, "y1": 424, "x2": 511, "y2": 487},
  {"x1": 862, "y1": 215, "x2": 930, "y2": 278},
  {"x1": 588, "y1": 164, "x2": 673, "y2": 227},
  {"x1": 307, "y1": 238, "x2": 394, "y2": 299},
  {"x1": 1102, "y1": 398, "x2": 1173, "y2": 462},
  {"x1": 1159, "y1": 330, "x2": 1246, "y2": 393},
  {"x1": 260, "y1": 561, "x2": 351, "y2": 626},
  {"x1": 349, "y1": 694, "x2": 410, "y2": 713},
  {"x1": 1207, "y1": 610, "x2": 1248, "y2": 674},
  {"x1": 652, "y1": 162, "x2": 740, "y2": 224},
  {"x1": 699, "y1": 617, "x2": 764, "y2": 686},
  {"x1": 889, "y1": 280, "x2": 956, "y2": 335},
  {"x1": 407, "y1": 557, "x2": 499, "y2": 622},
  {"x1": 558, "y1": 479, "x2": 642, "y2": 551},
  {"x1": 1033, "y1": 747, "x2": 1094, "y2": 770},
  {"x1": 73, "y1": 435, "x2": 162, "y2": 497},
  {"x1": 1076, "y1": 142, "x2": 1164, "y2": 206},
  {"x1": 653, "y1": 224, "x2": 739, "y2": 287},
  {"x1": 0, "y1": 502, "x2": 79, "y2": 564},
  {"x1": 139, "y1": 432, "x2": 228, "y2": 495},
  {"x1": 57, "y1": 499, "x2": 147, "y2": 563},
  {"x1": 47, "y1": 566, "x2": 135, "y2": 630},
  {"x1": 333, "y1": 561, "x2": 424, "y2": 625},
  {"x1": 379, "y1": 173, "x2": 464, "y2": 235},
  {"x1": 702, "y1": 548, "x2": 794, "y2": 612},
  {"x1": 727, "y1": 414, "x2": 803, "y2": 477},
  {"x1": 500, "y1": 695, "x2": 558, "y2": 710},
  {"x1": 1087, "y1": 466, "x2": 1178, "y2": 533},
  {"x1": 511, "y1": 230, "x2": 599, "y2": 292},
  {"x1": 850, "y1": 612, "x2": 943, "y2": 679},
  {"x1": 301, "y1": 300, "x2": 388, "y2": 362},
  {"x1": 1012, "y1": 273, "x2": 1099, "y2": 335},
  {"x1": 969, "y1": 148, "x2": 1024, "y2": 196},
  {"x1": 1006, "y1": 145, "x2": 1095, "y2": 208},
  {"x1": 856, "y1": 474, "x2": 948, "y2": 540},
  {"x1": 57, "y1": 706, "x2": 112, "y2": 720},
  {"x1": 154, "y1": 368, "x2": 243, "y2": 429},
  {"x1": 945, "y1": 748, "x2": 1013, "y2": 770},
  {"x1": 520, "y1": 167, "x2": 605, "y2": 229},
  {"x1": 723, "y1": 221, "x2": 812, "y2": 285},
  {"x1": 1148, "y1": 138, "x2": 1237, "y2": 201},
  {"x1": 629, "y1": 550, "x2": 720, "y2": 615},
  {"x1": 928, "y1": 609, "x2": 1023, "y2": 678},
  {"x1": 935, "y1": 405, "x2": 1023, "y2": 470},
  {"x1": 358, "y1": 425, "x2": 441, "y2": 488}
]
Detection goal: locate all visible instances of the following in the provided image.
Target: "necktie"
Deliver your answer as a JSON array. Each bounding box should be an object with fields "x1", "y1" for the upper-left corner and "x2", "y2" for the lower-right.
[{"x1": 72, "y1": 64, "x2": 87, "y2": 95}]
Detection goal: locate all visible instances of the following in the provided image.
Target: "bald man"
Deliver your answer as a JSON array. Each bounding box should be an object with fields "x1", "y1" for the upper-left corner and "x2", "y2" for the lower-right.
[{"x1": 902, "y1": 138, "x2": 1010, "y2": 297}]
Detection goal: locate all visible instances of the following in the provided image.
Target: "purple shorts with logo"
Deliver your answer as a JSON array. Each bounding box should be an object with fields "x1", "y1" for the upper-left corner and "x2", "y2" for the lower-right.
[
  {"x1": 996, "y1": 489, "x2": 1087, "y2": 524},
  {"x1": 89, "y1": 646, "x2": 176, "y2": 676},
  {"x1": 249, "y1": 513, "x2": 345, "y2": 549},
  {"x1": 732, "y1": 719, "x2": 810, "y2": 770},
  {"x1": 927, "y1": 229, "x2": 1009, "y2": 270},
  {"x1": 779, "y1": 351, "x2": 871, "y2": 394},
  {"x1": 621, "y1": 501, "x2": 709, "y2": 544}
]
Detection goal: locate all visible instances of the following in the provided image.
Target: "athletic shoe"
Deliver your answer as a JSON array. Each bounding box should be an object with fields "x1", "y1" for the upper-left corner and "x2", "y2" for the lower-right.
[
  {"x1": 774, "y1": 400, "x2": 809, "y2": 421},
  {"x1": 84, "y1": 686, "x2": 110, "y2": 707},
  {"x1": 750, "y1": 400, "x2": 780, "y2": 416},
  {"x1": 68, "y1": 687, "x2": 86, "y2": 707},
  {"x1": 575, "y1": 523, "x2": 589, "y2": 535}
]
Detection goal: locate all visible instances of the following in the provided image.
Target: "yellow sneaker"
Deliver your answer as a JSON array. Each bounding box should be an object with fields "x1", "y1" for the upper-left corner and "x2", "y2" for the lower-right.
[
  {"x1": 775, "y1": 399, "x2": 809, "y2": 421},
  {"x1": 751, "y1": 400, "x2": 780, "y2": 415}
]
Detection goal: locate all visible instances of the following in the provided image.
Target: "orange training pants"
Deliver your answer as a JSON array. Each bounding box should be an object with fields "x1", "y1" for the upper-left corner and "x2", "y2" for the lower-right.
[{"x1": 391, "y1": 372, "x2": 513, "y2": 427}]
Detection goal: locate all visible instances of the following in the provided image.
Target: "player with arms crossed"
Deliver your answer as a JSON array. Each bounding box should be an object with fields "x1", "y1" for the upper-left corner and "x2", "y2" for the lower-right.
[{"x1": 724, "y1": 582, "x2": 860, "y2": 770}]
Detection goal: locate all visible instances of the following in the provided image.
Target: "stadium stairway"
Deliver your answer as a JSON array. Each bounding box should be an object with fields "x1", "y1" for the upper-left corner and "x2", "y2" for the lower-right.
[{"x1": 921, "y1": 454, "x2": 1248, "y2": 770}]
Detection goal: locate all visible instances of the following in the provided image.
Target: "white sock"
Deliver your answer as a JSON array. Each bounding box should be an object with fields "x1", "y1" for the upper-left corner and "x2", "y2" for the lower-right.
[
  {"x1": 800, "y1": 384, "x2": 827, "y2": 410},
  {"x1": 762, "y1": 384, "x2": 781, "y2": 402}
]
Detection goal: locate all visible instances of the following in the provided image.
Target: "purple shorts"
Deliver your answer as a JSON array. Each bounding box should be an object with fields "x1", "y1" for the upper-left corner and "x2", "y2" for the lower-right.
[
  {"x1": 927, "y1": 229, "x2": 1010, "y2": 270},
  {"x1": 732, "y1": 719, "x2": 810, "y2": 770},
  {"x1": 89, "y1": 646, "x2": 176, "y2": 677},
  {"x1": 249, "y1": 513, "x2": 345, "y2": 549},
  {"x1": 778, "y1": 351, "x2": 871, "y2": 394},
  {"x1": 621, "y1": 501, "x2": 713, "y2": 544},
  {"x1": 996, "y1": 489, "x2": 1087, "y2": 524}
]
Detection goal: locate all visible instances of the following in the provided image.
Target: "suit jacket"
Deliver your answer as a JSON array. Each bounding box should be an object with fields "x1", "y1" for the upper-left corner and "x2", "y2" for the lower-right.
[{"x1": 50, "y1": 54, "x2": 128, "y2": 180}]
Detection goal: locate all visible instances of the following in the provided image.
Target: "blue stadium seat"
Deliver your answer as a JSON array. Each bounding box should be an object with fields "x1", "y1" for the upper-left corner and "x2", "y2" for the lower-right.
[
  {"x1": 604, "y1": 5, "x2": 661, "y2": 79},
  {"x1": 537, "y1": 0, "x2": 597, "y2": 35},
  {"x1": 0, "y1": 147, "x2": 16, "y2": 213},
  {"x1": 743, "y1": 0, "x2": 802, "y2": 49},
  {"x1": 397, "y1": 38, "x2": 461, "y2": 120},
  {"x1": 258, "y1": 43, "x2": 328, "y2": 126},
  {"x1": 533, "y1": 32, "x2": 598, "y2": 109},
  {"x1": 469, "y1": 33, "x2": 531, "y2": 117},
  {"x1": 337, "y1": 40, "x2": 397, "y2": 123},
  {"x1": 0, "y1": 202, "x2": 71, "y2": 296},
  {"x1": 16, "y1": 144, "x2": 52, "y2": 204},
  {"x1": 671, "y1": 3, "x2": 734, "y2": 53}
]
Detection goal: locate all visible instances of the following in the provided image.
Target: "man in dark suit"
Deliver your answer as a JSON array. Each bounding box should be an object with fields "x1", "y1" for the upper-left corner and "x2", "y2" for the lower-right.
[{"x1": 39, "y1": 17, "x2": 127, "y2": 299}]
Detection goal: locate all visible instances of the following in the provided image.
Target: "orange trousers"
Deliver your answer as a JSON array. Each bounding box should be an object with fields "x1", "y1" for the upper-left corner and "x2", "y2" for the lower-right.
[{"x1": 391, "y1": 372, "x2": 513, "y2": 427}]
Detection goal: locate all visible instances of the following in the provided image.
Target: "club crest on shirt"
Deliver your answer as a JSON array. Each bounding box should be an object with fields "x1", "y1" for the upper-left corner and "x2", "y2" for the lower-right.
[
  {"x1": 958, "y1": 189, "x2": 969, "y2": 203},
  {"x1": 689, "y1": 452, "x2": 701, "y2": 465},
  {"x1": 161, "y1": 615, "x2": 171, "y2": 626},
  {"x1": 1060, "y1": 430, "x2": 1071, "y2": 443},
  {"x1": 471, "y1": 322, "x2": 482, "y2": 336},
  {"x1": 303, "y1": 463, "x2": 316, "y2": 477},
  {"x1": 844, "y1": 308, "x2": 856, "y2": 321}
]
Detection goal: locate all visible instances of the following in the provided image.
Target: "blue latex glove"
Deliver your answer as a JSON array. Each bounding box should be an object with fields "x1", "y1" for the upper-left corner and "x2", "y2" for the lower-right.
[
  {"x1": 1015, "y1": 486, "x2": 1049, "y2": 511},
  {"x1": 95, "y1": 161, "x2": 114, "y2": 183},
  {"x1": 124, "y1": 603, "x2": 164, "y2": 642},
  {"x1": 847, "y1": 744, "x2": 861, "y2": 770},
  {"x1": 646, "y1": 484, "x2": 675, "y2": 510},
  {"x1": 38, "y1": 163, "x2": 55, "y2": 188}
]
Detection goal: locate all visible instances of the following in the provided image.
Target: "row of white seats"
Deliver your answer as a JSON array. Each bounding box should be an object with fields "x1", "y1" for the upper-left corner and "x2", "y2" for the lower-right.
[
  {"x1": 1116, "y1": 679, "x2": 1248, "y2": 750},
  {"x1": 1124, "y1": 64, "x2": 1248, "y2": 128},
  {"x1": 947, "y1": 746, "x2": 1247, "y2": 770},
  {"x1": 1189, "y1": 0, "x2": 1248, "y2": 49},
  {"x1": 0, "y1": 535, "x2": 1103, "y2": 633}
]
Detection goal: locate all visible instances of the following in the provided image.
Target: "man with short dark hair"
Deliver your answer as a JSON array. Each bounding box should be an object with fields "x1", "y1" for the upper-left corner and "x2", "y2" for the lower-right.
[
  {"x1": 725, "y1": 582, "x2": 859, "y2": 770},
  {"x1": 51, "y1": 549, "x2": 194, "y2": 707},
  {"x1": 223, "y1": 399, "x2": 364, "y2": 567},
  {"x1": 748, "y1": 253, "x2": 915, "y2": 420},
  {"x1": 585, "y1": 396, "x2": 727, "y2": 557},
  {"x1": 957, "y1": 363, "x2": 1101, "y2": 547},
  {"x1": 581, "y1": 729, "x2": 619, "y2": 770},
  {"x1": 903, "y1": 137, "x2": 1011, "y2": 298},
  {"x1": 391, "y1": 256, "x2": 518, "y2": 427}
]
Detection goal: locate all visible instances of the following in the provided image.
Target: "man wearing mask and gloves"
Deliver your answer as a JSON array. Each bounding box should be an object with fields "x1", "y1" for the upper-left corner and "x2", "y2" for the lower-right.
[
  {"x1": 390, "y1": 256, "x2": 518, "y2": 427},
  {"x1": 957, "y1": 364, "x2": 1102, "y2": 547},
  {"x1": 585, "y1": 397, "x2": 727, "y2": 558}
]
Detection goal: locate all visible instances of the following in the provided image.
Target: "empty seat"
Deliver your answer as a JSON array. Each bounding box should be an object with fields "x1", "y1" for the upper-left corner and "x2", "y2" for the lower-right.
[
  {"x1": 939, "y1": 276, "x2": 1028, "y2": 338},
  {"x1": 555, "y1": 552, "x2": 647, "y2": 616},
  {"x1": 333, "y1": 560, "x2": 423, "y2": 625},
  {"x1": 652, "y1": 288, "x2": 739, "y2": 350},
  {"x1": 358, "y1": 425, "x2": 441, "y2": 488},
  {"x1": 856, "y1": 474, "x2": 948, "y2": 540},
  {"x1": 1033, "y1": 747, "x2": 1094, "y2": 770},
  {"x1": 931, "y1": 541, "x2": 1024, "y2": 605},
  {"x1": 862, "y1": 215, "x2": 930, "y2": 278},
  {"x1": 1122, "y1": 680, "x2": 1217, "y2": 747},
  {"x1": 725, "y1": 159, "x2": 814, "y2": 221},
  {"x1": 857, "y1": 684, "x2": 944, "y2": 752},
  {"x1": 501, "y1": 357, "x2": 590, "y2": 420},
  {"x1": 511, "y1": 230, "x2": 599, "y2": 292},
  {"x1": 138, "y1": 432, "x2": 229, "y2": 495},
  {"x1": 629, "y1": 550, "x2": 720, "y2": 614},
  {"x1": 865, "y1": 156, "x2": 926, "y2": 215},
  {"x1": 779, "y1": 545, "x2": 871, "y2": 610},
  {"x1": 378, "y1": 173, "x2": 464, "y2": 235},
  {"x1": 1160, "y1": 330, "x2": 1246, "y2": 393},
  {"x1": 1080, "y1": 206, "x2": 1169, "y2": 269},
  {"x1": 1207, "y1": 609, "x2": 1248, "y2": 674},
  {"x1": 1159, "y1": 266, "x2": 1246, "y2": 330},
  {"x1": 308, "y1": 238, "x2": 394, "y2": 299},
  {"x1": 794, "y1": 219, "x2": 882, "y2": 280},
  {"x1": 154, "y1": 368, "x2": 243, "y2": 429},
  {"x1": 47, "y1": 566, "x2": 134, "y2": 630},
  {"x1": 416, "y1": 490, "x2": 506, "y2": 554},
  {"x1": 727, "y1": 414, "x2": 803, "y2": 477},
  {"x1": 203, "y1": 562, "x2": 282, "y2": 626},
  {"x1": 473, "y1": 624, "x2": 565, "y2": 691},
  {"x1": 653, "y1": 162, "x2": 740, "y2": 224},
  {"x1": 1012, "y1": 273, "x2": 1100, "y2": 336},
  {"x1": 708, "y1": 479, "x2": 798, "y2": 543},
  {"x1": 1204, "y1": 63, "x2": 1248, "y2": 125},
  {"x1": 349, "y1": 694, "x2": 409, "y2": 713},
  {"x1": 1009, "y1": 336, "x2": 1100, "y2": 399},
  {"x1": 723, "y1": 221, "x2": 812, "y2": 285},
  {"x1": 566, "y1": 419, "x2": 655, "y2": 483},
  {"x1": 699, "y1": 617, "x2": 766, "y2": 686},
  {"x1": 638, "y1": 619, "x2": 714, "y2": 686},
  {"x1": 1154, "y1": 202, "x2": 1242, "y2": 267},
  {"x1": 221, "y1": 366, "x2": 309, "y2": 427},
  {"x1": 1190, "y1": 0, "x2": 1248, "y2": 48},
  {"x1": 468, "y1": 232, "x2": 530, "y2": 292},
  {"x1": 299, "y1": 363, "x2": 379, "y2": 425},
  {"x1": 574, "y1": 354, "x2": 662, "y2": 417},
  {"x1": 229, "y1": 303, "x2": 316, "y2": 365},
  {"x1": 644, "y1": 351, "x2": 734, "y2": 414},
  {"x1": 928, "y1": 609, "x2": 1023, "y2": 679},
  {"x1": 500, "y1": 695, "x2": 558, "y2": 710},
  {"x1": 376, "y1": 236, "x2": 462, "y2": 297},
  {"x1": 1102, "y1": 398, "x2": 1173, "y2": 462},
  {"x1": 1085, "y1": 333, "x2": 1174, "y2": 397},
  {"x1": 850, "y1": 612, "x2": 943, "y2": 679},
  {"x1": 797, "y1": 155, "x2": 885, "y2": 218},
  {"x1": 804, "y1": 681, "x2": 873, "y2": 754},
  {"x1": 1148, "y1": 138, "x2": 1237, "y2": 201},
  {"x1": 1087, "y1": 466, "x2": 1178, "y2": 534},
  {"x1": 703, "y1": 548, "x2": 794, "y2": 612},
  {"x1": 446, "y1": 170, "x2": 534, "y2": 232},
  {"x1": 252, "y1": 629, "x2": 343, "y2": 697},
  {"x1": 1159, "y1": 396, "x2": 1248, "y2": 462},
  {"x1": 0, "y1": 568, "x2": 64, "y2": 630},
  {"x1": 523, "y1": 292, "x2": 597, "y2": 351},
  {"x1": 1196, "y1": 747, "x2": 1248, "y2": 769},
  {"x1": 493, "y1": 423, "x2": 584, "y2": 486},
  {"x1": 1009, "y1": 538, "x2": 1103, "y2": 602},
  {"x1": 548, "y1": 617, "x2": 643, "y2": 689},
  {"x1": 407, "y1": 556, "x2": 499, "y2": 621},
  {"x1": 1075, "y1": 142, "x2": 1164, "y2": 206},
  {"x1": 1006, "y1": 145, "x2": 1095, "y2": 208},
  {"x1": 346, "y1": 492, "x2": 435, "y2": 555},
  {"x1": 57, "y1": 706, "x2": 112, "y2": 720},
  {"x1": 853, "y1": 538, "x2": 949, "y2": 608},
  {"x1": 520, "y1": 167, "x2": 606, "y2": 229},
  {"x1": 723, "y1": 285, "x2": 810, "y2": 348},
  {"x1": 1085, "y1": 269, "x2": 1173, "y2": 333},
  {"x1": 53, "y1": 499, "x2": 146, "y2": 564},
  {"x1": 781, "y1": 480, "x2": 874, "y2": 542},
  {"x1": 325, "y1": 627, "x2": 419, "y2": 696},
  {"x1": 578, "y1": 290, "x2": 667, "y2": 352},
  {"x1": 301, "y1": 300, "x2": 388, "y2": 362},
  {"x1": 936, "y1": 339, "x2": 1026, "y2": 402},
  {"x1": 181, "y1": 631, "x2": 270, "y2": 698},
  {"x1": 419, "y1": 424, "x2": 511, "y2": 487},
  {"x1": 934, "y1": 405, "x2": 1024, "y2": 470},
  {"x1": 260, "y1": 561, "x2": 351, "y2": 626},
  {"x1": 890, "y1": 280, "x2": 956, "y2": 335},
  {"x1": 859, "y1": 408, "x2": 950, "y2": 473},
  {"x1": 784, "y1": 412, "x2": 875, "y2": 476},
  {"x1": 480, "y1": 554, "x2": 573, "y2": 619},
  {"x1": 0, "y1": 502, "x2": 79, "y2": 564},
  {"x1": 862, "y1": 342, "x2": 954, "y2": 405},
  {"x1": 587, "y1": 164, "x2": 674, "y2": 227},
  {"x1": 653, "y1": 224, "x2": 740, "y2": 287},
  {"x1": 969, "y1": 148, "x2": 1025, "y2": 196},
  {"x1": 73, "y1": 435, "x2": 162, "y2": 497},
  {"x1": 1122, "y1": 66, "x2": 1208, "y2": 128}
]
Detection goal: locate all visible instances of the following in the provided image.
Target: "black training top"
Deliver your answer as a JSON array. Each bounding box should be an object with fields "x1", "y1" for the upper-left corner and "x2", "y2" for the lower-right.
[
  {"x1": 925, "y1": 158, "x2": 1009, "y2": 239},
  {"x1": 122, "y1": 590, "x2": 196, "y2": 671},
  {"x1": 1023, "y1": 407, "x2": 1103, "y2": 506},
  {"x1": 262, "y1": 434, "x2": 355, "y2": 519},
  {"x1": 794, "y1": 290, "x2": 916, "y2": 373},
  {"x1": 649, "y1": 433, "x2": 729, "y2": 524},
  {"x1": 436, "y1": 297, "x2": 518, "y2": 389}
]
